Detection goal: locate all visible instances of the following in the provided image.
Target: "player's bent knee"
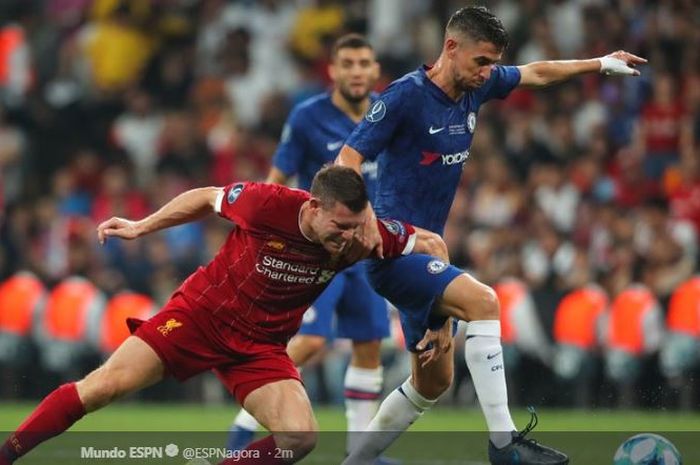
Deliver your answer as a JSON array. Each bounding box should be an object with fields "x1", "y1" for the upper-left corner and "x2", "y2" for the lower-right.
[
  {"x1": 456, "y1": 282, "x2": 500, "y2": 322},
  {"x1": 479, "y1": 285, "x2": 500, "y2": 320},
  {"x1": 304, "y1": 336, "x2": 326, "y2": 354},
  {"x1": 273, "y1": 431, "x2": 318, "y2": 461}
]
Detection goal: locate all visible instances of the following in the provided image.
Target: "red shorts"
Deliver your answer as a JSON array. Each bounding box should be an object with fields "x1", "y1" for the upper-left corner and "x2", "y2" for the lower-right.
[{"x1": 128, "y1": 294, "x2": 301, "y2": 405}]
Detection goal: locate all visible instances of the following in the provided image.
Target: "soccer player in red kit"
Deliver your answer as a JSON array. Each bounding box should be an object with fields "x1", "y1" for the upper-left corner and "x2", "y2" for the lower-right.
[{"x1": 0, "y1": 166, "x2": 444, "y2": 465}]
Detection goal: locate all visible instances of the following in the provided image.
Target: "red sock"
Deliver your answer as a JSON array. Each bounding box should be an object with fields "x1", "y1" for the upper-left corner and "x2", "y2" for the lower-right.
[
  {"x1": 0, "y1": 383, "x2": 86, "y2": 463},
  {"x1": 219, "y1": 435, "x2": 289, "y2": 465}
]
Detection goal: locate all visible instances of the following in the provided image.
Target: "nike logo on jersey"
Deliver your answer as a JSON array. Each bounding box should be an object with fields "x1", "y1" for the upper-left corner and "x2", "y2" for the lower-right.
[
  {"x1": 428, "y1": 126, "x2": 445, "y2": 134},
  {"x1": 326, "y1": 141, "x2": 343, "y2": 151}
]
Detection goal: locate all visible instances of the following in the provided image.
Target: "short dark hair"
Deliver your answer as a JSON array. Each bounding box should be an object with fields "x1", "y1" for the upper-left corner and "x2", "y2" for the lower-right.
[
  {"x1": 446, "y1": 6, "x2": 509, "y2": 51},
  {"x1": 331, "y1": 33, "x2": 373, "y2": 59},
  {"x1": 310, "y1": 165, "x2": 368, "y2": 213}
]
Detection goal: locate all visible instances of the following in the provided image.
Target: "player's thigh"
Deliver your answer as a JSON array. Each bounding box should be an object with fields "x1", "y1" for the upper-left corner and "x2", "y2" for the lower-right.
[
  {"x1": 337, "y1": 264, "x2": 390, "y2": 345},
  {"x1": 410, "y1": 343, "x2": 455, "y2": 400},
  {"x1": 433, "y1": 273, "x2": 499, "y2": 321},
  {"x1": 243, "y1": 379, "x2": 317, "y2": 433},
  {"x1": 77, "y1": 336, "x2": 165, "y2": 410},
  {"x1": 367, "y1": 255, "x2": 461, "y2": 351}
]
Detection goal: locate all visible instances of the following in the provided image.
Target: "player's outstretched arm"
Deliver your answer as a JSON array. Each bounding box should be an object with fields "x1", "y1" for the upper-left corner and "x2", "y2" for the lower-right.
[
  {"x1": 96, "y1": 187, "x2": 221, "y2": 244},
  {"x1": 517, "y1": 50, "x2": 647, "y2": 88}
]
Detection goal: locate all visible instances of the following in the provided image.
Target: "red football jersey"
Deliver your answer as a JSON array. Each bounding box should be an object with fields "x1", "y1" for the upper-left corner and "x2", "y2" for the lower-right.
[{"x1": 175, "y1": 182, "x2": 415, "y2": 343}]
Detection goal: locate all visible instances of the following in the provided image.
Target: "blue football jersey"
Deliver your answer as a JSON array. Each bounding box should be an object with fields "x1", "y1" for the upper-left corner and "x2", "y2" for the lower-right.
[
  {"x1": 345, "y1": 65, "x2": 521, "y2": 234},
  {"x1": 272, "y1": 92, "x2": 379, "y2": 201}
]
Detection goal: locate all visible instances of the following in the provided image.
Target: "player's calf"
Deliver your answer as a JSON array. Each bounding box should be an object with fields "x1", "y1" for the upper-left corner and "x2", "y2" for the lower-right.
[
  {"x1": 412, "y1": 355, "x2": 453, "y2": 400},
  {"x1": 0, "y1": 383, "x2": 85, "y2": 464}
]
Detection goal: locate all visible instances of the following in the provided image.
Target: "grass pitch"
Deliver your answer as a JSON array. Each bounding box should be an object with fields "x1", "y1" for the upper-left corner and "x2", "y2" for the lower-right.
[{"x1": 1, "y1": 403, "x2": 698, "y2": 464}]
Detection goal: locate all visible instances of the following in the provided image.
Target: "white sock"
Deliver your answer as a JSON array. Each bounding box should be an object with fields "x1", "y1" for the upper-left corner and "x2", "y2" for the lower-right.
[
  {"x1": 344, "y1": 365, "x2": 383, "y2": 454},
  {"x1": 464, "y1": 320, "x2": 516, "y2": 448},
  {"x1": 233, "y1": 408, "x2": 261, "y2": 431},
  {"x1": 343, "y1": 378, "x2": 437, "y2": 465}
]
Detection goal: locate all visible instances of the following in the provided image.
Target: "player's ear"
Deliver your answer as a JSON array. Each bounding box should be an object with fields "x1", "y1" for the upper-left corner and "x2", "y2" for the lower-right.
[
  {"x1": 308, "y1": 197, "x2": 322, "y2": 212},
  {"x1": 445, "y1": 37, "x2": 459, "y2": 58}
]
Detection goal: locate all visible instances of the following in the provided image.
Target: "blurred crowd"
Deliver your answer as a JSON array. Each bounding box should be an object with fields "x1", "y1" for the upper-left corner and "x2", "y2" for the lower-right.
[{"x1": 0, "y1": 0, "x2": 699, "y2": 406}]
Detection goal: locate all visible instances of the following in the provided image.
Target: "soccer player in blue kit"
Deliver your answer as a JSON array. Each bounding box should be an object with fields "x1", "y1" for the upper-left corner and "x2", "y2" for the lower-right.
[
  {"x1": 337, "y1": 7, "x2": 646, "y2": 465},
  {"x1": 228, "y1": 34, "x2": 401, "y2": 463}
]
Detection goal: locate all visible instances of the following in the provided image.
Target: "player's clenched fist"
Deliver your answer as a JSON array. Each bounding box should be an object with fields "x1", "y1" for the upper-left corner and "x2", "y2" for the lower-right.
[{"x1": 96, "y1": 217, "x2": 141, "y2": 244}]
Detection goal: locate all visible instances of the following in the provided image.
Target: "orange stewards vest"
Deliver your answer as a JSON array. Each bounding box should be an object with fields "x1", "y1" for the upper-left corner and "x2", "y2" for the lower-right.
[
  {"x1": 666, "y1": 276, "x2": 700, "y2": 337},
  {"x1": 494, "y1": 279, "x2": 529, "y2": 344},
  {"x1": 0, "y1": 272, "x2": 45, "y2": 336},
  {"x1": 0, "y1": 25, "x2": 21, "y2": 86},
  {"x1": 608, "y1": 286, "x2": 657, "y2": 355},
  {"x1": 44, "y1": 277, "x2": 100, "y2": 342},
  {"x1": 553, "y1": 286, "x2": 608, "y2": 349},
  {"x1": 100, "y1": 292, "x2": 155, "y2": 353}
]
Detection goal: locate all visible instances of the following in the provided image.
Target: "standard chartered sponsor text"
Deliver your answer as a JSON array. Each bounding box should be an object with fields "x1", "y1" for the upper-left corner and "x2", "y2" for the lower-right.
[{"x1": 255, "y1": 255, "x2": 335, "y2": 284}]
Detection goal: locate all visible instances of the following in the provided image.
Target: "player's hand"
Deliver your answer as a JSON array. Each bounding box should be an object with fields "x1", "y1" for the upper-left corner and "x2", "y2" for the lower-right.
[
  {"x1": 341, "y1": 229, "x2": 371, "y2": 263},
  {"x1": 416, "y1": 318, "x2": 453, "y2": 368},
  {"x1": 97, "y1": 217, "x2": 141, "y2": 244},
  {"x1": 344, "y1": 211, "x2": 383, "y2": 261},
  {"x1": 599, "y1": 50, "x2": 647, "y2": 76}
]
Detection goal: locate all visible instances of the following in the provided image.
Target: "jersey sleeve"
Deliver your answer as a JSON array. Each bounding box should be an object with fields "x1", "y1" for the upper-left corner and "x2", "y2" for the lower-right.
[
  {"x1": 376, "y1": 218, "x2": 417, "y2": 258},
  {"x1": 344, "y1": 83, "x2": 408, "y2": 161},
  {"x1": 478, "y1": 65, "x2": 521, "y2": 102},
  {"x1": 215, "y1": 182, "x2": 272, "y2": 229},
  {"x1": 271, "y1": 106, "x2": 308, "y2": 177}
]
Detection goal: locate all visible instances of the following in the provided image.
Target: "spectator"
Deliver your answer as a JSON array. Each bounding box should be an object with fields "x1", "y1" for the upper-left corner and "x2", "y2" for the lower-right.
[{"x1": 635, "y1": 72, "x2": 691, "y2": 181}]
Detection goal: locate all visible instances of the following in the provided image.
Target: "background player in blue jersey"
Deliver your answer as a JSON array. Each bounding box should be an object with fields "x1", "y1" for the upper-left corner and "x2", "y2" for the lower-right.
[
  {"x1": 228, "y1": 34, "x2": 398, "y2": 463},
  {"x1": 337, "y1": 7, "x2": 646, "y2": 465}
]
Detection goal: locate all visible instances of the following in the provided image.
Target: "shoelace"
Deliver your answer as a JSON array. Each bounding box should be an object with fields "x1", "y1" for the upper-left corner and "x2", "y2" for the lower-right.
[{"x1": 514, "y1": 406, "x2": 541, "y2": 450}]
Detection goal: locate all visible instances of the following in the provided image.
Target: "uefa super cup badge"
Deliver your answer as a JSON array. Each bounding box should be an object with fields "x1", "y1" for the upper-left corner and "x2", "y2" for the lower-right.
[{"x1": 366, "y1": 100, "x2": 387, "y2": 122}]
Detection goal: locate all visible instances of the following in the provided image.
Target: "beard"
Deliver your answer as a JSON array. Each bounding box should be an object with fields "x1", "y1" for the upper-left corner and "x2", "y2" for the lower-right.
[
  {"x1": 453, "y1": 67, "x2": 481, "y2": 91},
  {"x1": 338, "y1": 85, "x2": 370, "y2": 104}
]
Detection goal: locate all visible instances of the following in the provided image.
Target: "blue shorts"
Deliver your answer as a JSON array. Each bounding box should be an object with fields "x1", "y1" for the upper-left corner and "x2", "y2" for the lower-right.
[
  {"x1": 298, "y1": 261, "x2": 389, "y2": 342},
  {"x1": 367, "y1": 254, "x2": 462, "y2": 352}
]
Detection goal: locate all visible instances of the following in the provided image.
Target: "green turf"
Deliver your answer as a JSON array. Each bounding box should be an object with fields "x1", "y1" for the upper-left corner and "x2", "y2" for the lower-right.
[
  {"x1": 1, "y1": 402, "x2": 699, "y2": 431},
  {"x1": 1, "y1": 403, "x2": 698, "y2": 464}
]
